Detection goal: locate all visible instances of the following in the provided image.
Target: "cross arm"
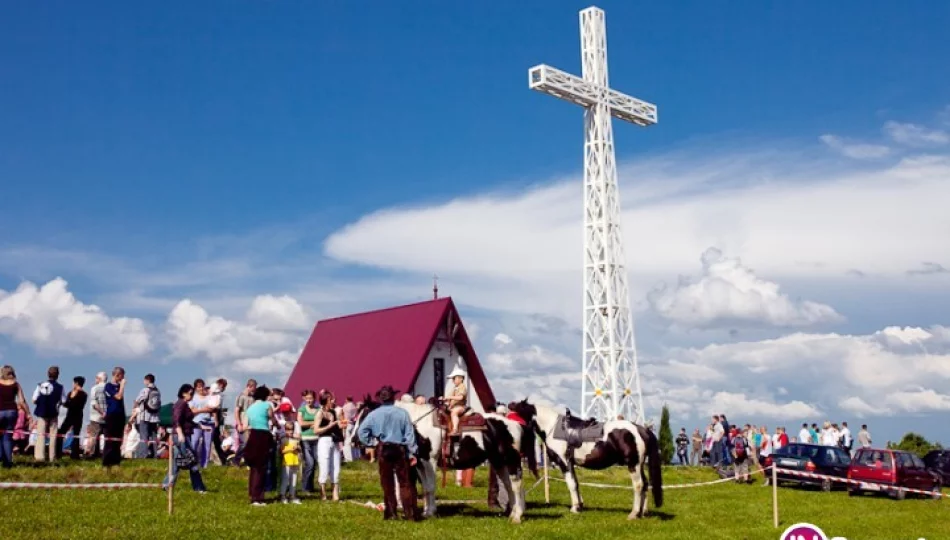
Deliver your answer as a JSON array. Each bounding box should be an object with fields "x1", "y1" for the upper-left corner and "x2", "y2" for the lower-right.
[{"x1": 528, "y1": 64, "x2": 657, "y2": 126}]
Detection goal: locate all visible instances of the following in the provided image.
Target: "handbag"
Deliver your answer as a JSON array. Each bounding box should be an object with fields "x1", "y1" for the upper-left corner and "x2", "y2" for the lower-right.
[{"x1": 174, "y1": 443, "x2": 198, "y2": 470}]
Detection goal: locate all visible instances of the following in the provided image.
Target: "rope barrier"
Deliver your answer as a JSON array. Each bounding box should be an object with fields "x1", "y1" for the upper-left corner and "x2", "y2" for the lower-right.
[
  {"x1": 545, "y1": 466, "x2": 774, "y2": 490},
  {"x1": 0, "y1": 482, "x2": 160, "y2": 489},
  {"x1": 773, "y1": 466, "x2": 945, "y2": 498}
]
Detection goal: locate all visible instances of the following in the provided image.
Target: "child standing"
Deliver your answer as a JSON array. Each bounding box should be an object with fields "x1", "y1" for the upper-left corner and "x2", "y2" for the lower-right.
[{"x1": 279, "y1": 420, "x2": 302, "y2": 504}]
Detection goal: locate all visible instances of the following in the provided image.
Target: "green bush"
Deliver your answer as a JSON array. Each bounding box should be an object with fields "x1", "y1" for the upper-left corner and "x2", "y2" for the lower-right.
[
  {"x1": 658, "y1": 404, "x2": 675, "y2": 465},
  {"x1": 887, "y1": 432, "x2": 943, "y2": 457}
]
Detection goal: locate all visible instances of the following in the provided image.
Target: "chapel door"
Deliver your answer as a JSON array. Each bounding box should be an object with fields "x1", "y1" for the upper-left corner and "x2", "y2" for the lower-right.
[{"x1": 433, "y1": 358, "x2": 444, "y2": 399}]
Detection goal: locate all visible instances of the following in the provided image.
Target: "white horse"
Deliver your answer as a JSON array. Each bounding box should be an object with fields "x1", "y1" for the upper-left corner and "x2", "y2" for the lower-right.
[
  {"x1": 510, "y1": 400, "x2": 663, "y2": 520},
  {"x1": 354, "y1": 397, "x2": 527, "y2": 523}
]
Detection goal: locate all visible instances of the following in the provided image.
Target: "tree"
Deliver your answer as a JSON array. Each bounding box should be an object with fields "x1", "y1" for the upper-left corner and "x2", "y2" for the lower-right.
[
  {"x1": 658, "y1": 404, "x2": 674, "y2": 465},
  {"x1": 887, "y1": 432, "x2": 943, "y2": 457}
]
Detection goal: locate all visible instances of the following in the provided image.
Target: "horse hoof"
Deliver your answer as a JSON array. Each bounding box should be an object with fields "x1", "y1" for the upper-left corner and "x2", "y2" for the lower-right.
[
  {"x1": 570, "y1": 507, "x2": 581, "y2": 514},
  {"x1": 510, "y1": 515, "x2": 522, "y2": 524},
  {"x1": 627, "y1": 512, "x2": 640, "y2": 520}
]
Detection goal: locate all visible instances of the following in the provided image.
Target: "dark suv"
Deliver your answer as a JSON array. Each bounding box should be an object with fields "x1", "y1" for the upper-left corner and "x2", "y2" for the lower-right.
[{"x1": 922, "y1": 449, "x2": 950, "y2": 484}]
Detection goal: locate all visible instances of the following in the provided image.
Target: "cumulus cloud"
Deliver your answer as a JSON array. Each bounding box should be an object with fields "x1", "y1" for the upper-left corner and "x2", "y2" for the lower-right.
[
  {"x1": 0, "y1": 278, "x2": 150, "y2": 358},
  {"x1": 650, "y1": 324, "x2": 950, "y2": 419},
  {"x1": 819, "y1": 134, "x2": 891, "y2": 159},
  {"x1": 323, "y1": 142, "x2": 950, "y2": 324},
  {"x1": 705, "y1": 391, "x2": 820, "y2": 420},
  {"x1": 165, "y1": 296, "x2": 307, "y2": 374},
  {"x1": 493, "y1": 332, "x2": 513, "y2": 347},
  {"x1": 231, "y1": 350, "x2": 301, "y2": 376},
  {"x1": 648, "y1": 247, "x2": 844, "y2": 328},
  {"x1": 246, "y1": 294, "x2": 310, "y2": 331},
  {"x1": 883, "y1": 121, "x2": 949, "y2": 146}
]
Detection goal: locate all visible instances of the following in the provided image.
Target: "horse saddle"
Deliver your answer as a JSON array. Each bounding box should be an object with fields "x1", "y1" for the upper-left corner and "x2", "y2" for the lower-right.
[
  {"x1": 434, "y1": 408, "x2": 487, "y2": 433},
  {"x1": 551, "y1": 413, "x2": 604, "y2": 448}
]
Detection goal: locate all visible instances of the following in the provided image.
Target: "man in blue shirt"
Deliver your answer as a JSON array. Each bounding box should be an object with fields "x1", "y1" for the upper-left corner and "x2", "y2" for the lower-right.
[{"x1": 358, "y1": 385, "x2": 420, "y2": 521}]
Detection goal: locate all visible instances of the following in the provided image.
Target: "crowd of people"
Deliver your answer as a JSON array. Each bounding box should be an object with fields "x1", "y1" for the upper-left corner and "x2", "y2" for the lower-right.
[
  {"x1": 673, "y1": 414, "x2": 874, "y2": 483},
  {"x1": 0, "y1": 364, "x2": 368, "y2": 506}
]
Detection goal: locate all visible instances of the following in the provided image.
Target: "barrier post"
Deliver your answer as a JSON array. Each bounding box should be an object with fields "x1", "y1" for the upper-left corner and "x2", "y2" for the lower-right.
[
  {"x1": 542, "y1": 442, "x2": 550, "y2": 503},
  {"x1": 771, "y1": 465, "x2": 778, "y2": 528},
  {"x1": 167, "y1": 434, "x2": 174, "y2": 516}
]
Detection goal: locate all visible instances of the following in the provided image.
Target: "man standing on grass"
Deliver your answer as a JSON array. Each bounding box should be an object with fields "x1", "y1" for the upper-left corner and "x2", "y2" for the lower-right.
[
  {"x1": 675, "y1": 428, "x2": 689, "y2": 465},
  {"x1": 358, "y1": 385, "x2": 420, "y2": 521},
  {"x1": 32, "y1": 366, "x2": 64, "y2": 462},
  {"x1": 858, "y1": 424, "x2": 872, "y2": 449},
  {"x1": 233, "y1": 378, "x2": 257, "y2": 465},
  {"x1": 134, "y1": 374, "x2": 161, "y2": 458},
  {"x1": 86, "y1": 372, "x2": 107, "y2": 458}
]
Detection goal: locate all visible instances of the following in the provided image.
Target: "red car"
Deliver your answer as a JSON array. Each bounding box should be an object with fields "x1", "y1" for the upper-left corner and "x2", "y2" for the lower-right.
[{"x1": 847, "y1": 447, "x2": 941, "y2": 499}]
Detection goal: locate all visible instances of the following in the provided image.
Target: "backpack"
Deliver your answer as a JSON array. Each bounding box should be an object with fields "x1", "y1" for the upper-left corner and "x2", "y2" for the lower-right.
[
  {"x1": 733, "y1": 436, "x2": 747, "y2": 461},
  {"x1": 144, "y1": 388, "x2": 161, "y2": 414}
]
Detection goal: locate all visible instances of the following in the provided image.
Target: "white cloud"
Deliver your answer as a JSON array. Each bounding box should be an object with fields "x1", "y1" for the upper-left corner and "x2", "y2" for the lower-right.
[
  {"x1": 246, "y1": 294, "x2": 310, "y2": 331},
  {"x1": 493, "y1": 332, "x2": 513, "y2": 347},
  {"x1": 323, "y1": 143, "x2": 950, "y2": 323},
  {"x1": 839, "y1": 396, "x2": 887, "y2": 417},
  {"x1": 653, "y1": 324, "x2": 950, "y2": 418},
  {"x1": 0, "y1": 278, "x2": 150, "y2": 358},
  {"x1": 705, "y1": 391, "x2": 820, "y2": 420},
  {"x1": 885, "y1": 388, "x2": 950, "y2": 413},
  {"x1": 165, "y1": 297, "x2": 306, "y2": 366},
  {"x1": 231, "y1": 350, "x2": 300, "y2": 376},
  {"x1": 819, "y1": 134, "x2": 891, "y2": 159},
  {"x1": 648, "y1": 247, "x2": 844, "y2": 328},
  {"x1": 883, "y1": 121, "x2": 949, "y2": 146}
]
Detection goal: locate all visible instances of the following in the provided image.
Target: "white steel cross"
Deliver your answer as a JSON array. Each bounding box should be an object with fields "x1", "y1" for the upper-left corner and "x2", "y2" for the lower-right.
[{"x1": 528, "y1": 6, "x2": 656, "y2": 423}]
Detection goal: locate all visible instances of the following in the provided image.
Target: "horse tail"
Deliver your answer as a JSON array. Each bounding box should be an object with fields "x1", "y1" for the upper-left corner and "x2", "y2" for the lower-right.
[
  {"x1": 646, "y1": 427, "x2": 664, "y2": 508},
  {"x1": 522, "y1": 420, "x2": 539, "y2": 479}
]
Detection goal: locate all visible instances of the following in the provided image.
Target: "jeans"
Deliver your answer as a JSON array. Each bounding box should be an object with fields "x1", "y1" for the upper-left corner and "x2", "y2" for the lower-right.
[
  {"x1": 317, "y1": 436, "x2": 340, "y2": 485},
  {"x1": 137, "y1": 421, "x2": 158, "y2": 458},
  {"x1": 677, "y1": 449, "x2": 688, "y2": 465},
  {"x1": 280, "y1": 464, "x2": 299, "y2": 500},
  {"x1": 191, "y1": 425, "x2": 214, "y2": 468},
  {"x1": 0, "y1": 409, "x2": 16, "y2": 467},
  {"x1": 163, "y1": 435, "x2": 207, "y2": 492},
  {"x1": 301, "y1": 438, "x2": 319, "y2": 492}
]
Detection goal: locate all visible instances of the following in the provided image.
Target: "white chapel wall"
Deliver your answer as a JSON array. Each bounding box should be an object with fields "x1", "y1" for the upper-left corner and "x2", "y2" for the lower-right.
[{"x1": 412, "y1": 327, "x2": 485, "y2": 413}]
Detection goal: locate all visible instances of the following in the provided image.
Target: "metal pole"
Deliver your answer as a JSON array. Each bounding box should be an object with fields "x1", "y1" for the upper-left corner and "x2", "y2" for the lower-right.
[
  {"x1": 543, "y1": 442, "x2": 550, "y2": 503},
  {"x1": 167, "y1": 434, "x2": 174, "y2": 516},
  {"x1": 771, "y1": 465, "x2": 778, "y2": 528}
]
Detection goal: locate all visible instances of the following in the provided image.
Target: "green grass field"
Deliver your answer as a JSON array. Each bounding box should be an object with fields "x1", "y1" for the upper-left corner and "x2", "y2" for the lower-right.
[{"x1": 0, "y1": 459, "x2": 946, "y2": 539}]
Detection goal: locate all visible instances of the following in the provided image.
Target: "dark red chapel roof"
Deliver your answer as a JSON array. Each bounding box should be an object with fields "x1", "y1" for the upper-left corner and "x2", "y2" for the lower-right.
[{"x1": 284, "y1": 297, "x2": 495, "y2": 407}]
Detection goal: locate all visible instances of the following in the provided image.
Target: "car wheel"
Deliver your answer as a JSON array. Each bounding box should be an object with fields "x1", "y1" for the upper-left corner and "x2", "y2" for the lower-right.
[
  {"x1": 894, "y1": 488, "x2": 906, "y2": 501},
  {"x1": 821, "y1": 479, "x2": 832, "y2": 492}
]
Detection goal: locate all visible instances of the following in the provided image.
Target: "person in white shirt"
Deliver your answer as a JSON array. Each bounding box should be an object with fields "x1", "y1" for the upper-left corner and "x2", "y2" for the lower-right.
[
  {"x1": 798, "y1": 423, "x2": 812, "y2": 444},
  {"x1": 840, "y1": 422, "x2": 852, "y2": 452},
  {"x1": 820, "y1": 421, "x2": 839, "y2": 446}
]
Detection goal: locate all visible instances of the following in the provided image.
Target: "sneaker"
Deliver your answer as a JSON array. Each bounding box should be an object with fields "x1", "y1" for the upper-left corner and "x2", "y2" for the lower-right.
[
  {"x1": 281, "y1": 499, "x2": 288, "y2": 504},
  {"x1": 291, "y1": 499, "x2": 302, "y2": 505},
  {"x1": 196, "y1": 490, "x2": 207, "y2": 495},
  {"x1": 251, "y1": 502, "x2": 266, "y2": 507}
]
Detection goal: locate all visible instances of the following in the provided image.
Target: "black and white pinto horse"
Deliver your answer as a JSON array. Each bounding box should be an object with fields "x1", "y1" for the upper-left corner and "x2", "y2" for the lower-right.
[
  {"x1": 352, "y1": 396, "x2": 529, "y2": 523},
  {"x1": 510, "y1": 400, "x2": 663, "y2": 520}
]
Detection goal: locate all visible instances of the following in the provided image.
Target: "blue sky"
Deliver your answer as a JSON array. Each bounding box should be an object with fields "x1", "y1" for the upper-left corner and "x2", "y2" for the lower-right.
[{"x1": 1, "y1": 1, "x2": 949, "y2": 445}]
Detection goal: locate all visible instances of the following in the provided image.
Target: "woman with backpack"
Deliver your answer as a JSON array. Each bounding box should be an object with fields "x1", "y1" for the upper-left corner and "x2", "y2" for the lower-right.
[{"x1": 134, "y1": 374, "x2": 161, "y2": 459}]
